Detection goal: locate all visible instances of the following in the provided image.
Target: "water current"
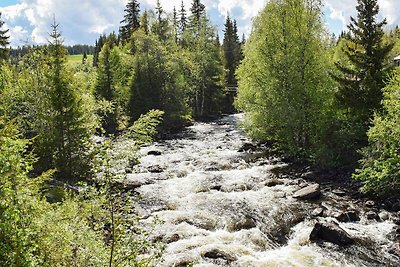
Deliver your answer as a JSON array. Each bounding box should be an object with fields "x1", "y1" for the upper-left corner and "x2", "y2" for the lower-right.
[{"x1": 126, "y1": 114, "x2": 399, "y2": 267}]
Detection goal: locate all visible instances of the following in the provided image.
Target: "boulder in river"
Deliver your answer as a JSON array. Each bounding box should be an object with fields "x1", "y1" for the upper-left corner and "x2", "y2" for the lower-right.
[
  {"x1": 265, "y1": 179, "x2": 284, "y2": 187},
  {"x1": 293, "y1": 184, "x2": 321, "y2": 200},
  {"x1": 203, "y1": 249, "x2": 237, "y2": 262},
  {"x1": 147, "y1": 150, "x2": 162, "y2": 156},
  {"x1": 166, "y1": 233, "x2": 180, "y2": 243},
  {"x1": 379, "y1": 211, "x2": 390, "y2": 221},
  {"x1": 365, "y1": 200, "x2": 376, "y2": 208},
  {"x1": 238, "y1": 142, "x2": 257, "y2": 152},
  {"x1": 147, "y1": 165, "x2": 164, "y2": 173},
  {"x1": 311, "y1": 207, "x2": 324, "y2": 217},
  {"x1": 336, "y1": 210, "x2": 360, "y2": 222},
  {"x1": 310, "y1": 221, "x2": 354, "y2": 246},
  {"x1": 365, "y1": 211, "x2": 380, "y2": 220}
]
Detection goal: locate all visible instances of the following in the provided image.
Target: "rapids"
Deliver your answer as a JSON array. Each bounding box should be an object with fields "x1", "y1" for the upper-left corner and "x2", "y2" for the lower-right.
[{"x1": 126, "y1": 114, "x2": 399, "y2": 266}]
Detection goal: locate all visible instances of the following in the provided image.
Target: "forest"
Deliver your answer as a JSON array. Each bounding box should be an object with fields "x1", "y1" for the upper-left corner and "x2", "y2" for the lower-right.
[{"x1": 0, "y1": 0, "x2": 399, "y2": 266}]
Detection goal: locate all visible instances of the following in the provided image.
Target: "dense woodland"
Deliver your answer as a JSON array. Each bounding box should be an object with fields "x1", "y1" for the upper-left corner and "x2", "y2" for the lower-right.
[{"x1": 0, "y1": 0, "x2": 400, "y2": 265}]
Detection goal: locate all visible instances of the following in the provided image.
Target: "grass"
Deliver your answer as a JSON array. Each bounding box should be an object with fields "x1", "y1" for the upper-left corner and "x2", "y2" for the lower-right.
[{"x1": 67, "y1": 54, "x2": 93, "y2": 66}]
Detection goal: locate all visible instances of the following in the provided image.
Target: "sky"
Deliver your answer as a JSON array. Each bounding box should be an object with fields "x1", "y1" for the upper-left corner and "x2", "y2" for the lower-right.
[{"x1": 0, "y1": 0, "x2": 399, "y2": 47}]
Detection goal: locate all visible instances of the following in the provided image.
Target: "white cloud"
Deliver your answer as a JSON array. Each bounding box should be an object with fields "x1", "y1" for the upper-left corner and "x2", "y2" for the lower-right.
[
  {"x1": 217, "y1": 0, "x2": 266, "y2": 20},
  {"x1": 1, "y1": 0, "x2": 127, "y2": 46},
  {"x1": 1, "y1": 0, "x2": 400, "y2": 47},
  {"x1": 325, "y1": 0, "x2": 400, "y2": 32}
]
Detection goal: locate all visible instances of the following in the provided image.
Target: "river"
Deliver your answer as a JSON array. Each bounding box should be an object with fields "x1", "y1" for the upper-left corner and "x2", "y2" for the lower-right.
[{"x1": 125, "y1": 114, "x2": 399, "y2": 266}]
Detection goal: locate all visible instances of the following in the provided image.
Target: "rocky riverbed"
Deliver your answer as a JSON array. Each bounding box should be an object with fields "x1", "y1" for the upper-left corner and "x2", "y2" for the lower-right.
[{"x1": 122, "y1": 114, "x2": 400, "y2": 266}]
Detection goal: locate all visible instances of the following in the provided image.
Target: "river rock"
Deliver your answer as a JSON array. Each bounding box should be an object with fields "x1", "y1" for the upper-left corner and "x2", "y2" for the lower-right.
[
  {"x1": 336, "y1": 210, "x2": 360, "y2": 222},
  {"x1": 124, "y1": 175, "x2": 152, "y2": 189},
  {"x1": 238, "y1": 143, "x2": 257, "y2": 152},
  {"x1": 332, "y1": 189, "x2": 346, "y2": 197},
  {"x1": 166, "y1": 233, "x2": 180, "y2": 243},
  {"x1": 365, "y1": 200, "x2": 376, "y2": 208},
  {"x1": 203, "y1": 249, "x2": 237, "y2": 262},
  {"x1": 147, "y1": 165, "x2": 163, "y2": 173},
  {"x1": 293, "y1": 184, "x2": 321, "y2": 200},
  {"x1": 231, "y1": 217, "x2": 256, "y2": 231},
  {"x1": 147, "y1": 150, "x2": 162, "y2": 156},
  {"x1": 365, "y1": 211, "x2": 380, "y2": 220},
  {"x1": 265, "y1": 179, "x2": 284, "y2": 187},
  {"x1": 311, "y1": 207, "x2": 324, "y2": 217},
  {"x1": 310, "y1": 221, "x2": 354, "y2": 246},
  {"x1": 379, "y1": 211, "x2": 390, "y2": 221}
]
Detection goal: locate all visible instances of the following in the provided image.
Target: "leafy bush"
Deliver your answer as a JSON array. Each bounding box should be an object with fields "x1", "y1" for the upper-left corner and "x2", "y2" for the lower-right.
[
  {"x1": 354, "y1": 70, "x2": 400, "y2": 196},
  {"x1": 0, "y1": 117, "x2": 164, "y2": 266}
]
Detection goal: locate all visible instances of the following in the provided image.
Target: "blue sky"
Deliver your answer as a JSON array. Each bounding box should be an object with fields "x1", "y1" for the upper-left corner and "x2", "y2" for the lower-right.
[
  {"x1": 0, "y1": 0, "x2": 17, "y2": 7},
  {"x1": 0, "y1": 0, "x2": 399, "y2": 47}
]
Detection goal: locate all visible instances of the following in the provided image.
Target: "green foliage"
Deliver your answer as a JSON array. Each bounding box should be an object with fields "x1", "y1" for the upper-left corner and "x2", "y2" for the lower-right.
[
  {"x1": 236, "y1": 0, "x2": 335, "y2": 159},
  {"x1": 94, "y1": 135, "x2": 164, "y2": 267},
  {"x1": 223, "y1": 15, "x2": 242, "y2": 86},
  {"x1": 222, "y1": 15, "x2": 242, "y2": 113},
  {"x1": 0, "y1": 113, "x2": 164, "y2": 267},
  {"x1": 183, "y1": 12, "x2": 224, "y2": 118},
  {"x1": 119, "y1": 0, "x2": 141, "y2": 44},
  {"x1": 332, "y1": 0, "x2": 393, "y2": 161},
  {"x1": 128, "y1": 30, "x2": 191, "y2": 124},
  {"x1": 0, "y1": 117, "x2": 51, "y2": 266},
  {"x1": 354, "y1": 70, "x2": 400, "y2": 196},
  {"x1": 0, "y1": 12, "x2": 9, "y2": 61},
  {"x1": 40, "y1": 21, "x2": 95, "y2": 181},
  {"x1": 128, "y1": 31, "x2": 166, "y2": 120},
  {"x1": 95, "y1": 42, "x2": 121, "y2": 133},
  {"x1": 128, "y1": 109, "x2": 164, "y2": 145}
]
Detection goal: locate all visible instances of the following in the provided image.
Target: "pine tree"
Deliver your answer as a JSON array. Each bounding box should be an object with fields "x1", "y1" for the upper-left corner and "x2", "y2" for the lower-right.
[
  {"x1": 140, "y1": 10, "x2": 149, "y2": 35},
  {"x1": 189, "y1": 0, "x2": 206, "y2": 30},
  {"x1": 93, "y1": 34, "x2": 117, "y2": 67},
  {"x1": 190, "y1": 0, "x2": 205, "y2": 22},
  {"x1": 46, "y1": 20, "x2": 92, "y2": 181},
  {"x1": 333, "y1": 0, "x2": 393, "y2": 123},
  {"x1": 95, "y1": 41, "x2": 119, "y2": 133},
  {"x1": 223, "y1": 15, "x2": 234, "y2": 86},
  {"x1": 128, "y1": 32, "x2": 166, "y2": 121},
  {"x1": 93, "y1": 39, "x2": 99, "y2": 66},
  {"x1": 153, "y1": 0, "x2": 168, "y2": 41},
  {"x1": 172, "y1": 7, "x2": 178, "y2": 43},
  {"x1": 222, "y1": 15, "x2": 242, "y2": 113},
  {"x1": 119, "y1": 0, "x2": 141, "y2": 44},
  {"x1": 0, "y1": 12, "x2": 10, "y2": 61},
  {"x1": 179, "y1": 1, "x2": 187, "y2": 33}
]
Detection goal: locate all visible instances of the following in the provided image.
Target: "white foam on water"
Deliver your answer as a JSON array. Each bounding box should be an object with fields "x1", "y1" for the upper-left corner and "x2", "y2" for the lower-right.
[{"x1": 125, "y1": 114, "x2": 399, "y2": 267}]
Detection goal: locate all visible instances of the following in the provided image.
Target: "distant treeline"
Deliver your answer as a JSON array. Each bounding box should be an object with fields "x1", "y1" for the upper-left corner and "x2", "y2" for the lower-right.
[{"x1": 9, "y1": 44, "x2": 95, "y2": 58}]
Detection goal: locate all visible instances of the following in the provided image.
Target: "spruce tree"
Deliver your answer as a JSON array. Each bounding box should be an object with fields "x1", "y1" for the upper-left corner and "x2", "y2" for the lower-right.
[
  {"x1": 222, "y1": 15, "x2": 242, "y2": 113},
  {"x1": 0, "y1": 12, "x2": 10, "y2": 61},
  {"x1": 153, "y1": 0, "x2": 168, "y2": 41},
  {"x1": 223, "y1": 15, "x2": 242, "y2": 86},
  {"x1": 95, "y1": 41, "x2": 119, "y2": 133},
  {"x1": 334, "y1": 0, "x2": 393, "y2": 123},
  {"x1": 140, "y1": 10, "x2": 150, "y2": 35},
  {"x1": 173, "y1": 7, "x2": 178, "y2": 43},
  {"x1": 179, "y1": 1, "x2": 187, "y2": 33},
  {"x1": 189, "y1": 0, "x2": 206, "y2": 29},
  {"x1": 119, "y1": 0, "x2": 141, "y2": 44},
  {"x1": 46, "y1": 20, "x2": 92, "y2": 181}
]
